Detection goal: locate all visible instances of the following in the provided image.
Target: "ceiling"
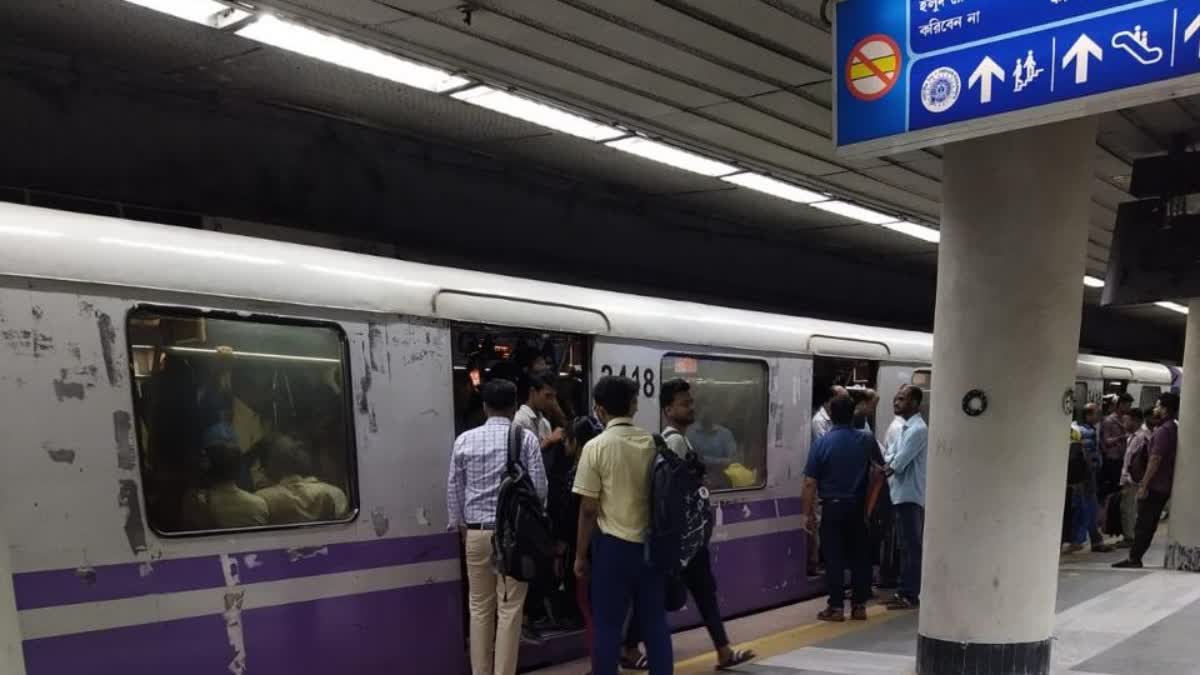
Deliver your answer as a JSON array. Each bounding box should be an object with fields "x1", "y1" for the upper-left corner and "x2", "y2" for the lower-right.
[{"x1": 0, "y1": 0, "x2": 1194, "y2": 327}]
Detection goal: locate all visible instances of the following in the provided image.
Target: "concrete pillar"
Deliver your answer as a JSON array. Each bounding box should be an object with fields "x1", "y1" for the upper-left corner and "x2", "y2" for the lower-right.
[
  {"x1": 918, "y1": 118, "x2": 1097, "y2": 674},
  {"x1": 1166, "y1": 298, "x2": 1200, "y2": 571}
]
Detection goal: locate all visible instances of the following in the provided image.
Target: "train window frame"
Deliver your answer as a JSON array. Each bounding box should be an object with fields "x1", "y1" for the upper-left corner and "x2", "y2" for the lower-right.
[
  {"x1": 660, "y1": 352, "x2": 770, "y2": 493},
  {"x1": 125, "y1": 304, "x2": 360, "y2": 538}
]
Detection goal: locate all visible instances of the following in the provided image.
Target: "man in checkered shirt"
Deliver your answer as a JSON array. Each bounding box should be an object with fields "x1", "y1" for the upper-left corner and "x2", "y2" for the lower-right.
[{"x1": 447, "y1": 378, "x2": 547, "y2": 675}]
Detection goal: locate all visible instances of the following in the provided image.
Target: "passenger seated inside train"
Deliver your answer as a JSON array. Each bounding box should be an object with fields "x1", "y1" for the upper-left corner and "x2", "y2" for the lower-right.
[
  {"x1": 253, "y1": 434, "x2": 350, "y2": 525},
  {"x1": 205, "y1": 440, "x2": 270, "y2": 528}
]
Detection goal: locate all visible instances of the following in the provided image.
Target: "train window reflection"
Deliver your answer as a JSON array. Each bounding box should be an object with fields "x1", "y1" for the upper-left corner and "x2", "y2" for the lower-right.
[
  {"x1": 127, "y1": 308, "x2": 357, "y2": 535},
  {"x1": 661, "y1": 355, "x2": 769, "y2": 491}
]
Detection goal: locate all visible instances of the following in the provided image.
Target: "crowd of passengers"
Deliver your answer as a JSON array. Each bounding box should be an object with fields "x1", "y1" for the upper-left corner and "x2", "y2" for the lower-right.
[{"x1": 446, "y1": 360, "x2": 1184, "y2": 675}]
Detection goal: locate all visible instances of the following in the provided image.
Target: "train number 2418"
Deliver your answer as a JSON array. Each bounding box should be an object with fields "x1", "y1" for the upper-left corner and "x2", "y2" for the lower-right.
[{"x1": 599, "y1": 364, "x2": 656, "y2": 398}]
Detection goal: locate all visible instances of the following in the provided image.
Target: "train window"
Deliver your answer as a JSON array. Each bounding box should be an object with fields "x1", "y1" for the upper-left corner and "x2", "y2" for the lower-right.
[
  {"x1": 127, "y1": 307, "x2": 357, "y2": 535},
  {"x1": 1139, "y1": 386, "x2": 1162, "y2": 410},
  {"x1": 661, "y1": 355, "x2": 769, "y2": 491}
]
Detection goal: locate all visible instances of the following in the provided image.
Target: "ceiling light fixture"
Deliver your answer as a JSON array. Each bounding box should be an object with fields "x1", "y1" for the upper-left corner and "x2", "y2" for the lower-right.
[
  {"x1": 123, "y1": 0, "x2": 249, "y2": 25},
  {"x1": 721, "y1": 173, "x2": 825, "y2": 204},
  {"x1": 236, "y1": 14, "x2": 469, "y2": 93},
  {"x1": 1155, "y1": 301, "x2": 1190, "y2": 315},
  {"x1": 452, "y1": 86, "x2": 623, "y2": 141},
  {"x1": 1083, "y1": 275, "x2": 1106, "y2": 288},
  {"x1": 880, "y1": 221, "x2": 941, "y2": 244},
  {"x1": 810, "y1": 200, "x2": 898, "y2": 225},
  {"x1": 604, "y1": 137, "x2": 739, "y2": 177}
]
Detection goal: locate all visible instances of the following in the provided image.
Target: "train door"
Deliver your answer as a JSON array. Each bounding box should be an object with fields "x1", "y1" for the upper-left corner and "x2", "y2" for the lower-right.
[
  {"x1": 811, "y1": 355, "x2": 880, "y2": 434},
  {"x1": 447, "y1": 323, "x2": 591, "y2": 652}
]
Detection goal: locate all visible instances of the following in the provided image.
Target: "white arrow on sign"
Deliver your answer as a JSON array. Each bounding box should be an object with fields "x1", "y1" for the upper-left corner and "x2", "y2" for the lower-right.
[
  {"x1": 1063, "y1": 34, "x2": 1103, "y2": 85},
  {"x1": 969, "y1": 56, "x2": 1006, "y2": 103}
]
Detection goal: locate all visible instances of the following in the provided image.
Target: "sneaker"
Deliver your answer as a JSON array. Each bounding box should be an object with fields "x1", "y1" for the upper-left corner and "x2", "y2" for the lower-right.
[
  {"x1": 1064, "y1": 543, "x2": 1085, "y2": 554},
  {"x1": 817, "y1": 607, "x2": 845, "y2": 622},
  {"x1": 1112, "y1": 559, "x2": 1143, "y2": 569},
  {"x1": 886, "y1": 595, "x2": 918, "y2": 610},
  {"x1": 851, "y1": 604, "x2": 868, "y2": 621},
  {"x1": 1091, "y1": 543, "x2": 1115, "y2": 553}
]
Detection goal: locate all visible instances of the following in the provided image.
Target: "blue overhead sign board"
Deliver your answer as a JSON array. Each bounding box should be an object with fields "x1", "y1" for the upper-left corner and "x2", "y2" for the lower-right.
[{"x1": 836, "y1": 0, "x2": 1200, "y2": 156}]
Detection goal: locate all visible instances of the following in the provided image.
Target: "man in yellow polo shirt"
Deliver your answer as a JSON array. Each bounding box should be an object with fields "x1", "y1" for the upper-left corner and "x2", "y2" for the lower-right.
[{"x1": 572, "y1": 376, "x2": 672, "y2": 675}]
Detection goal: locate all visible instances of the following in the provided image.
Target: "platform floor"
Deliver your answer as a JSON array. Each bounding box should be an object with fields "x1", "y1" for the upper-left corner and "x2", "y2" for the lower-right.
[{"x1": 535, "y1": 537, "x2": 1200, "y2": 675}]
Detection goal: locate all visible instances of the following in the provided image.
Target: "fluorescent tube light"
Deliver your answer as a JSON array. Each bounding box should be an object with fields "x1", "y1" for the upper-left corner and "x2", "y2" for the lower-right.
[
  {"x1": 1155, "y1": 301, "x2": 1190, "y2": 315},
  {"x1": 810, "y1": 200, "x2": 898, "y2": 225},
  {"x1": 452, "y1": 86, "x2": 623, "y2": 141},
  {"x1": 880, "y1": 221, "x2": 941, "y2": 243},
  {"x1": 604, "y1": 137, "x2": 738, "y2": 177},
  {"x1": 721, "y1": 173, "x2": 825, "y2": 204},
  {"x1": 124, "y1": 0, "x2": 249, "y2": 25},
  {"x1": 1083, "y1": 275, "x2": 1106, "y2": 288},
  {"x1": 237, "y1": 15, "x2": 469, "y2": 93}
]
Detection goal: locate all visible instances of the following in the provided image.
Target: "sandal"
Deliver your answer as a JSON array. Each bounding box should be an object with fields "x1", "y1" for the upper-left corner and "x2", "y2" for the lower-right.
[
  {"x1": 716, "y1": 648, "x2": 756, "y2": 670},
  {"x1": 619, "y1": 654, "x2": 649, "y2": 671}
]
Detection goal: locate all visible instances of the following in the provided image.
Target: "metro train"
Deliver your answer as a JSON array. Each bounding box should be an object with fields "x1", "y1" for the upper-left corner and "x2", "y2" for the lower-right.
[{"x1": 0, "y1": 202, "x2": 1174, "y2": 675}]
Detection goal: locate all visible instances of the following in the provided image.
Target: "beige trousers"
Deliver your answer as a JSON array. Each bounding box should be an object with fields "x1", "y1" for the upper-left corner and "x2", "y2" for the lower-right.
[{"x1": 465, "y1": 529, "x2": 528, "y2": 675}]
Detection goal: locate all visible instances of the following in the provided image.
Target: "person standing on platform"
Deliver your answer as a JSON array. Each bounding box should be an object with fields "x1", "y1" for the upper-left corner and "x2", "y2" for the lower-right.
[
  {"x1": 446, "y1": 379, "x2": 548, "y2": 675},
  {"x1": 573, "y1": 376, "x2": 672, "y2": 675},
  {"x1": 1073, "y1": 403, "x2": 1115, "y2": 552},
  {"x1": 1116, "y1": 408, "x2": 1150, "y2": 549},
  {"x1": 621, "y1": 379, "x2": 755, "y2": 672},
  {"x1": 1115, "y1": 392, "x2": 1179, "y2": 569},
  {"x1": 1100, "y1": 393, "x2": 1133, "y2": 529},
  {"x1": 883, "y1": 385, "x2": 928, "y2": 610},
  {"x1": 802, "y1": 396, "x2": 875, "y2": 622}
]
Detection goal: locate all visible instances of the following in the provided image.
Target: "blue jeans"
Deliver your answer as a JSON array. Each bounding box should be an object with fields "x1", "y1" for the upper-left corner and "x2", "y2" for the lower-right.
[
  {"x1": 895, "y1": 502, "x2": 924, "y2": 601},
  {"x1": 590, "y1": 533, "x2": 673, "y2": 675}
]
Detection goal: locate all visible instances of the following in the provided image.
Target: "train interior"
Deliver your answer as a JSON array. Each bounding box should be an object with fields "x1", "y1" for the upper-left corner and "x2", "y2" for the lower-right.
[
  {"x1": 812, "y1": 355, "x2": 881, "y2": 429},
  {"x1": 127, "y1": 309, "x2": 355, "y2": 534},
  {"x1": 450, "y1": 324, "x2": 591, "y2": 642}
]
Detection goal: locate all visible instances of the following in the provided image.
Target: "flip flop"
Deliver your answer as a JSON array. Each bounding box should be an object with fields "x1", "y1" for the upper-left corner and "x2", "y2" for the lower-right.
[
  {"x1": 716, "y1": 648, "x2": 756, "y2": 670},
  {"x1": 620, "y1": 654, "x2": 649, "y2": 671}
]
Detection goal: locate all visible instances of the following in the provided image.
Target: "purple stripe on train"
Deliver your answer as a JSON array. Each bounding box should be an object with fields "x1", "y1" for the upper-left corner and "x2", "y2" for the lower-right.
[
  {"x1": 12, "y1": 555, "x2": 224, "y2": 611},
  {"x1": 22, "y1": 528, "x2": 809, "y2": 675},
  {"x1": 12, "y1": 532, "x2": 458, "y2": 610},
  {"x1": 237, "y1": 532, "x2": 460, "y2": 585},
  {"x1": 22, "y1": 581, "x2": 465, "y2": 675}
]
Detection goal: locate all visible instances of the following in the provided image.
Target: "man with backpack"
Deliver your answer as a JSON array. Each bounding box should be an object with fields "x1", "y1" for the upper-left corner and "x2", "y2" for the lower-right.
[
  {"x1": 572, "y1": 375, "x2": 673, "y2": 675},
  {"x1": 621, "y1": 379, "x2": 755, "y2": 671},
  {"x1": 446, "y1": 379, "x2": 548, "y2": 675}
]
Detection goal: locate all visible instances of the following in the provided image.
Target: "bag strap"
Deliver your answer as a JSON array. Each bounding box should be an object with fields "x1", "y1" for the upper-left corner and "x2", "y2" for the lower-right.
[{"x1": 508, "y1": 422, "x2": 525, "y2": 471}]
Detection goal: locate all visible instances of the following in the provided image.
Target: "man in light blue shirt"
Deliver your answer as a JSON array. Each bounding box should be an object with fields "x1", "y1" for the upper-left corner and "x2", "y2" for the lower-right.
[{"x1": 882, "y1": 384, "x2": 927, "y2": 610}]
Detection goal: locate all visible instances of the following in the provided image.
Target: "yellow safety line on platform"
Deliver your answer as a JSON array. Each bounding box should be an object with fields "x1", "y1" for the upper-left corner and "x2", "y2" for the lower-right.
[{"x1": 673, "y1": 605, "x2": 908, "y2": 674}]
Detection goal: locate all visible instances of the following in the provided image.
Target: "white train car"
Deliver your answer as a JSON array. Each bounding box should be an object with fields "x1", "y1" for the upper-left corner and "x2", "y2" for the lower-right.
[{"x1": 0, "y1": 202, "x2": 1173, "y2": 674}]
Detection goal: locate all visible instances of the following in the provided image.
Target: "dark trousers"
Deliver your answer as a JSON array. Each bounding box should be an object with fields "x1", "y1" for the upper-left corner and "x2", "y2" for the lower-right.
[
  {"x1": 895, "y1": 502, "x2": 924, "y2": 601},
  {"x1": 872, "y1": 503, "x2": 899, "y2": 587},
  {"x1": 625, "y1": 546, "x2": 728, "y2": 651},
  {"x1": 591, "y1": 533, "x2": 672, "y2": 675},
  {"x1": 820, "y1": 499, "x2": 871, "y2": 609},
  {"x1": 1130, "y1": 491, "x2": 1170, "y2": 564}
]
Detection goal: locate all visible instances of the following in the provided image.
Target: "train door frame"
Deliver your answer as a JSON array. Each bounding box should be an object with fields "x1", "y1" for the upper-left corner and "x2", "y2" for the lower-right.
[{"x1": 446, "y1": 321, "x2": 593, "y2": 659}]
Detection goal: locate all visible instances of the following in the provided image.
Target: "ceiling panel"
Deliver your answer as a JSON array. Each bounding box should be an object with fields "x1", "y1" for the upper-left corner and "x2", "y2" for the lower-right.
[
  {"x1": 651, "y1": 110, "x2": 847, "y2": 176},
  {"x1": 669, "y1": 0, "x2": 832, "y2": 70},
  {"x1": 820, "y1": 172, "x2": 941, "y2": 220}
]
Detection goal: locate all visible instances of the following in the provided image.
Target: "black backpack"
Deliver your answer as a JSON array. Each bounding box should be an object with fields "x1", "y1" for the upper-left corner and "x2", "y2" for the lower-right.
[
  {"x1": 647, "y1": 432, "x2": 712, "y2": 576},
  {"x1": 494, "y1": 424, "x2": 556, "y2": 582}
]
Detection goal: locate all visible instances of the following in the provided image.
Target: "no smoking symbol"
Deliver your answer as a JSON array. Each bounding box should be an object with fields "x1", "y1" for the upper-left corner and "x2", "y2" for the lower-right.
[{"x1": 846, "y1": 34, "x2": 902, "y2": 101}]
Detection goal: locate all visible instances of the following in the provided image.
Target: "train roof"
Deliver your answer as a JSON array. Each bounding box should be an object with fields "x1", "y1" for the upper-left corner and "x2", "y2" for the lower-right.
[{"x1": 0, "y1": 202, "x2": 1173, "y2": 383}]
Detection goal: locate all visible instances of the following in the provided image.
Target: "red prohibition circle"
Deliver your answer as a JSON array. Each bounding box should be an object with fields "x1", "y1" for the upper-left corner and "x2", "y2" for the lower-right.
[{"x1": 845, "y1": 34, "x2": 902, "y2": 102}]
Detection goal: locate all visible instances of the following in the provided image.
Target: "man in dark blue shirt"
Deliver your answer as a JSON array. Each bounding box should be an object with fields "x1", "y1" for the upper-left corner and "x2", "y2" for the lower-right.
[{"x1": 802, "y1": 396, "x2": 875, "y2": 622}]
